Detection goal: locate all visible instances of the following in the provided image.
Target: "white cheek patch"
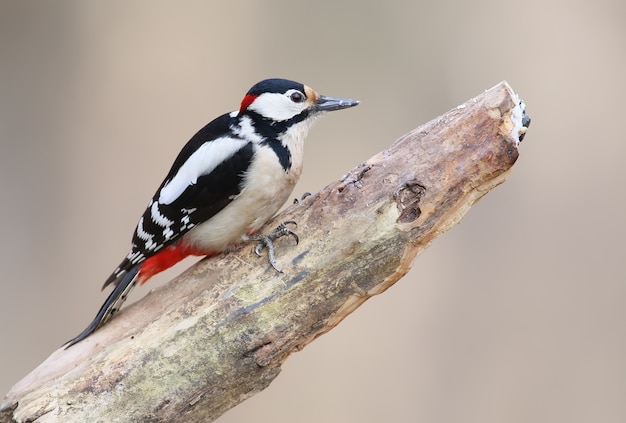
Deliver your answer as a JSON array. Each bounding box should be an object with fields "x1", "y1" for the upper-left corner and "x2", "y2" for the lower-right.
[
  {"x1": 248, "y1": 92, "x2": 306, "y2": 121},
  {"x1": 159, "y1": 137, "x2": 248, "y2": 205}
]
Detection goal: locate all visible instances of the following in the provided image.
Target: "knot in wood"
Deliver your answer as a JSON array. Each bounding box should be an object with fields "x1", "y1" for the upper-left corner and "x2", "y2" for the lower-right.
[{"x1": 394, "y1": 180, "x2": 425, "y2": 224}]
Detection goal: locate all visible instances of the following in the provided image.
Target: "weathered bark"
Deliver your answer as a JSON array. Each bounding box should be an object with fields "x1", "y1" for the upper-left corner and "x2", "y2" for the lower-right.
[{"x1": 1, "y1": 81, "x2": 529, "y2": 423}]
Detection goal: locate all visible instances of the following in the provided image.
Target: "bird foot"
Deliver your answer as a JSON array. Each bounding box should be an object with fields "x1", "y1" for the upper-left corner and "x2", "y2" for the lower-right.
[{"x1": 249, "y1": 221, "x2": 299, "y2": 272}]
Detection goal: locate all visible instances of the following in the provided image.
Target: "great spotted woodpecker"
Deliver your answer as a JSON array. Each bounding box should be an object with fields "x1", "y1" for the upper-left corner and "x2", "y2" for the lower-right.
[{"x1": 65, "y1": 78, "x2": 359, "y2": 347}]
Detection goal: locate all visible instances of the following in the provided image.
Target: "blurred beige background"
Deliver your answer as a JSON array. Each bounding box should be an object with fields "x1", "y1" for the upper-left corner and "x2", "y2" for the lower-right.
[{"x1": 1, "y1": 1, "x2": 625, "y2": 422}]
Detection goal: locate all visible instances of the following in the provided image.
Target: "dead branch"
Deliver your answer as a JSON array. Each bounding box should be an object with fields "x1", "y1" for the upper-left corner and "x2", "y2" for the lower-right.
[{"x1": 1, "y1": 81, "x2": 529, "y2": 423}]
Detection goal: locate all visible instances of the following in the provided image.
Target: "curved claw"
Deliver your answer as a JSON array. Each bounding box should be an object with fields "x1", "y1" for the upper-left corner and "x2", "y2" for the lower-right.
[
  {"x1": 280, "y1": 221, "x2": 299, "y2": 245},
  {"x1": 293, "y1": 192, "x2": 312, "y2": 204},
  {"x1": 254, "y1": 240, "x2": 265, "y2": 257},
  {"x1": 248, "y1": 221, "x2": 300, "y2": 272}
]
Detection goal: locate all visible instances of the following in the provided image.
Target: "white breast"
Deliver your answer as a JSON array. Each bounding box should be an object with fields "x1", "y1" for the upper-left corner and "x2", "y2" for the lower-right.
[{"x1": 182, "y1": 119, "x2": 313, "y2": 252}]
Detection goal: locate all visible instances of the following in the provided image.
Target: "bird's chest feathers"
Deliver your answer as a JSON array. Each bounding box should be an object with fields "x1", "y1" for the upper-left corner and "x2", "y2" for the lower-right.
[
  {"x1": 275, "y1": 118, "x2": 311, "y2": 178},
  {"x1": 245, "y1": 140, "x2": 303, "y2": 203}
]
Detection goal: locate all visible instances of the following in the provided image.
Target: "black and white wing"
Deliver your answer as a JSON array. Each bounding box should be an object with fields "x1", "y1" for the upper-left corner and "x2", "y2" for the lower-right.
[{"x1": 104, "y1": 112, "x2": 254, "y2": 288}]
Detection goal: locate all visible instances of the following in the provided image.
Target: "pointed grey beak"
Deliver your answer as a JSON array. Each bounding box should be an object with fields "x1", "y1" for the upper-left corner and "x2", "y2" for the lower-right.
[{"x1": 315, "y1": 95, "x2": 360, "y2": 112}]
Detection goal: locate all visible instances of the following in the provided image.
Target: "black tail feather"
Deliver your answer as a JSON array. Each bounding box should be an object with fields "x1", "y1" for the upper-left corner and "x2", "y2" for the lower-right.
[{"x1": 64, "y1": 265, "x2": 140, "y2": 349}]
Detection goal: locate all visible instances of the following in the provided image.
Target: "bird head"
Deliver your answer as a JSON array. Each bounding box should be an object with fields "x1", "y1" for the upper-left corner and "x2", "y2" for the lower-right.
[{"x1": 239, "y1": 78, "x2": 359, "y2": 122}]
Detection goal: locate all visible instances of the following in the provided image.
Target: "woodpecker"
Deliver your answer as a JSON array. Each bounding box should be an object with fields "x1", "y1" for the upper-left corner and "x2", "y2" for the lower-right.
[{"x1": 65, "y1": 78, "x2": 359, "y2": 348}]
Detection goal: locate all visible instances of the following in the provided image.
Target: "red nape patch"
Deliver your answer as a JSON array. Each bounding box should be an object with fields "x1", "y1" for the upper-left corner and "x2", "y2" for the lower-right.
[
  {"x1": 137, "y1": 243, "x2": 214, "y2": 285},
  {"x1": 239, "y1": 94, "x2": 258, "y2": 112}
]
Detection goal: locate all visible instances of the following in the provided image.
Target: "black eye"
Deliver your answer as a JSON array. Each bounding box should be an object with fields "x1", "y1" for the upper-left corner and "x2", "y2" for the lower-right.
[{"x1": 290, "y1": 91, "x2": 305, "y2": 103}]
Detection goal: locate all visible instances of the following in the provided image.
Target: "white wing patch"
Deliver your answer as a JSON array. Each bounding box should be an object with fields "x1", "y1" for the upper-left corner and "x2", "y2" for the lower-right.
[{"x1": 159, "y1": 137, "x2": 248, "y2": 205}]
